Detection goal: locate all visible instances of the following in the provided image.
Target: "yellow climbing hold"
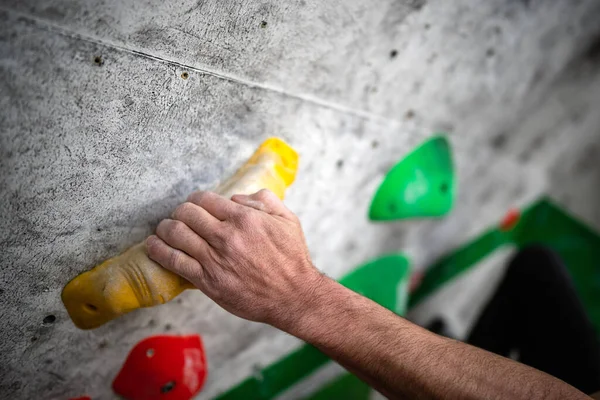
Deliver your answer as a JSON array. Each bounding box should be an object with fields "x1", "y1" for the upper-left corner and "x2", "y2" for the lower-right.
[{"x1": 62, "y1": 138, "x2": 299, "y2": 329}]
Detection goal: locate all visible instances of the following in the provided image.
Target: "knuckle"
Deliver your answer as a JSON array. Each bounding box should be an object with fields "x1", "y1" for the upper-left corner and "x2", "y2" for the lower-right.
[
  {"x1": 258, "y1": 190, "x2": 280, "y2": 207},
  {"x1": 255, "y1": 189, "x2": 271, "y2": 201},
  {"x1": 238, "y1": 210, "x2": 257, "y2": 226}
]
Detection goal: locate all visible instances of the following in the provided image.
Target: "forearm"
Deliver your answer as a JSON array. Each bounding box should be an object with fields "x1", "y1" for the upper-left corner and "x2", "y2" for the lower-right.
[
  {"x1": 278, "y1": 277, "x2": 587, "y2": 400},
  {"x1": 146, "y1": 190, "x2": 587, "y2": 399}
]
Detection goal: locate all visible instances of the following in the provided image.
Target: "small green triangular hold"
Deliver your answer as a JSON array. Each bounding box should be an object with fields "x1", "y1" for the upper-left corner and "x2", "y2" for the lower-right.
[{"x1": 369, "y1": 135, "x2": 456, "y2": 221}]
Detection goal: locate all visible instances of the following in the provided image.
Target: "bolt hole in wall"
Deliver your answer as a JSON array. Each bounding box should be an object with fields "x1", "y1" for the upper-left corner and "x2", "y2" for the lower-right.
[
  {"x1": 260, "y1": 20, "x2": 268, "y2": 28},
  {"x1": 181, "y1": 72, "x2": 189, "y2": 79},
  {"x1": 390, "y1": 49, "x2": 398, "y2": 59},
  {"x1": 93, "y1": 55, "x2": 103, "y2": 66},
  {"x1": 43, "y1": 315, "x2": 56, "y2": 324}
]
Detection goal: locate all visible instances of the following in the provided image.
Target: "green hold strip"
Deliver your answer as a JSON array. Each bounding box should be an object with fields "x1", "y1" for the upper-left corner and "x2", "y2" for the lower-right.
[
  {"x1": 369, "y1": 135, "x2": 456, "y2": 221},
  {"x1": 307, "y1": 373, "x2": 371, "y2": 400},
  {"x1": 410, "y1": 197, "x2": 600, "y2": 327}
]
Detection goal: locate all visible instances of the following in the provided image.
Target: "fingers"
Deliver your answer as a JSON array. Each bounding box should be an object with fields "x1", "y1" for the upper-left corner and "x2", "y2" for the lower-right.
[
  {"x1": 146, "y1": 235, "x2": 204, "y2": 283},
  {"x1": 231, "y1": 189, "x2": 295, "y2": 220},
  {"x1": 172, "y1": 202, "x2": 220, "y2": 243},
  {"x1": 187, "y1": 191, "x2": 242, "y2": 221},
  {"x1": 156, "y1": 219, "x2": 211, "y2": 265}
]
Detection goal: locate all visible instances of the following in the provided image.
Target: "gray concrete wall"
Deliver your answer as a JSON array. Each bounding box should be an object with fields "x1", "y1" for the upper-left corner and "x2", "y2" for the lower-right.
[{"x1": 1, "y1": 0, "x2": 599, "y2": 398}]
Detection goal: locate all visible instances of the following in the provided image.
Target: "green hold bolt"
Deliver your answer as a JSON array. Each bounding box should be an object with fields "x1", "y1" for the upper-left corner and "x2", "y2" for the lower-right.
[{"x1": 369, "y1": 135, "x2": 456, "y2": 221}]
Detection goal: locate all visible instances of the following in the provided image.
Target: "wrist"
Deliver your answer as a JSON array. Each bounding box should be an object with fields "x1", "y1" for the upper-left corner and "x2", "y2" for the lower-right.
[{"x1": 273, "y1": 271, "x2": 355, "y2": 342}]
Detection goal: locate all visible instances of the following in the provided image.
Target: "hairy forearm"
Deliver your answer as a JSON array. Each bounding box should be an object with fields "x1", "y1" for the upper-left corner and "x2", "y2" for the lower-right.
[
  {"x1": 146, "y1": 190, "x2": 587, "y2": 399},
  {"x1": 278, "y1": 276, "x2": 587, "y2": 400}
]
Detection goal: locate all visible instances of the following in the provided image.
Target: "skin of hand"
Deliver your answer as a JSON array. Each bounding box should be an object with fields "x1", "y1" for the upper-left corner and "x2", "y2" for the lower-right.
[
  {"x1": 146, "y1": 189, "x2": 324, "y2": 327},
  {"x1": 147, "y1": 189, "x2": 588, "y2": 400}
]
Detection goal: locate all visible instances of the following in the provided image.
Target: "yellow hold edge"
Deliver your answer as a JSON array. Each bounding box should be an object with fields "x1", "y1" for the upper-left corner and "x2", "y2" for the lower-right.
[{"x1": 62, "y1": 137, "x2": 299, "y2": 329}]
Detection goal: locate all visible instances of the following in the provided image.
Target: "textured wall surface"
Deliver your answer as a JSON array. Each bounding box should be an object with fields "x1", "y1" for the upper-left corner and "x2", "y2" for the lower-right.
[{"x1": 1, "y1": 0, "x2": 599, "y2": 398}]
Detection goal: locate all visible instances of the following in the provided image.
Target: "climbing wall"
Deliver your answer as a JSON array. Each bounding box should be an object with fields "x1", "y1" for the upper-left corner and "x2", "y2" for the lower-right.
[{"x1": 1, "y1": 0, "x2": 600, "y2": 398}]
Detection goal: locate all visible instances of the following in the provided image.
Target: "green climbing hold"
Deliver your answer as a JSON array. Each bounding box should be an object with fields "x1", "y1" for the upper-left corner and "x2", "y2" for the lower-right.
[{"x1": 369, "y1": 135, "x2": 456, "y2": 221}]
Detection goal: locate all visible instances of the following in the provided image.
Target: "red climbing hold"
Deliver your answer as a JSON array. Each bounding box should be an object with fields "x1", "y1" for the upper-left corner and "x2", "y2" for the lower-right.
[
  {"x1": 112, "y1": 335, "x2": 207, "y2": 400},
  {"x1": 409, "y1": 271, "x2": 424, "y2": 293},
  {"x1": 69, "y1": 397, "x2": 91, "y2": 400},
  {"x1": 500, "y1": 208, "x2": 521, "y2": 232}
]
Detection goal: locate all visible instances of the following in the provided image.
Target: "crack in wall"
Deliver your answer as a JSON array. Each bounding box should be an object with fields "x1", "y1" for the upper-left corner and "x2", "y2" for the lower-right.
[{"x1": 0, "y1": 6, "x2": 400, "y2": 126}]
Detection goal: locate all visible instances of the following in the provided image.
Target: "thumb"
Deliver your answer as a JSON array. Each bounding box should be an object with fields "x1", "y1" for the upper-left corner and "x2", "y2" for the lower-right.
[{"x1": 231, "y1": 189, "x2": 295, "y2": 220}]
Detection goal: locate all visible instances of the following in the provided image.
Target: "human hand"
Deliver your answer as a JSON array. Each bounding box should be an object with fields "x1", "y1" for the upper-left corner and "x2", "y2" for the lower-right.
[{"x1": 146, "y1": 190, "x2": 324, "y2": 327}]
